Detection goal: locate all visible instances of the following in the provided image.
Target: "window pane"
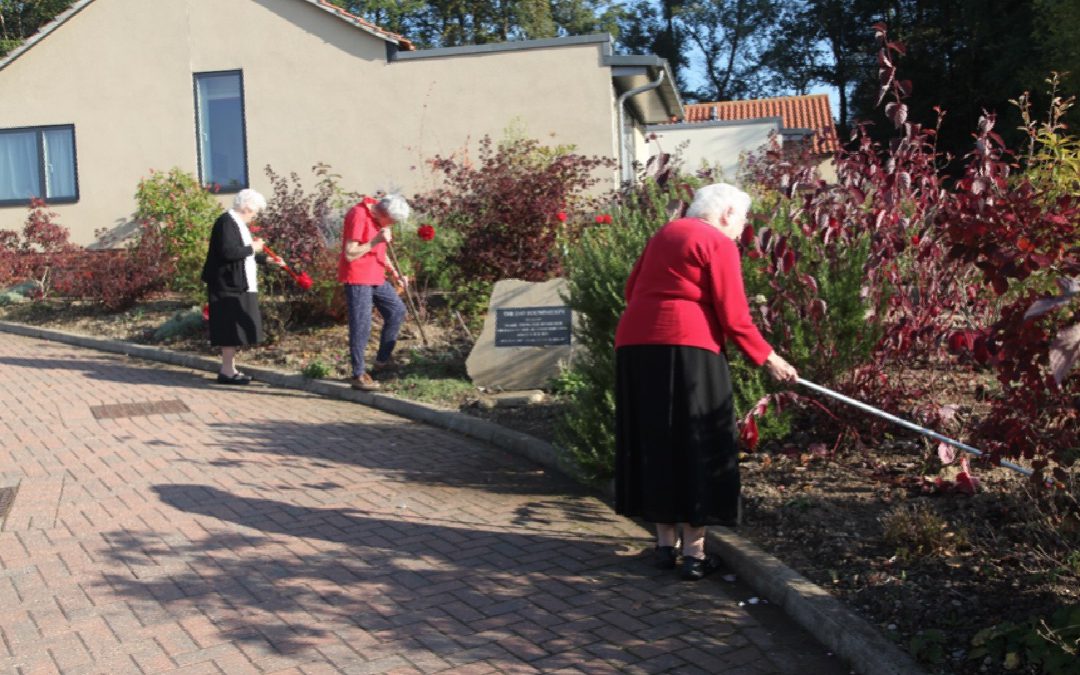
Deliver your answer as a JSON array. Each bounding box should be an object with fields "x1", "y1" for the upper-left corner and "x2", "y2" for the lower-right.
[
  {"x1": 43, "y1": 128, "x2": 76, "y2": 199},
  {"x1": 196, "y1": 72, "x2": 247, "y2": 190},
  {"x1": 0, "y1": 131, "x2": 42, "y2": 201}
]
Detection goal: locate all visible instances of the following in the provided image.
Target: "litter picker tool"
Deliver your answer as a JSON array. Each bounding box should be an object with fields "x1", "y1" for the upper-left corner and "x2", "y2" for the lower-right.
[
  {"x1": 386, "y1": 242, "x2": 429, "y2": 347},
  {"x1": 796, "y1": 378, "x2": 1036, "y2": 480},
  {"x1": 262, "y1": 244, "x2": 313, "y2": 291}
]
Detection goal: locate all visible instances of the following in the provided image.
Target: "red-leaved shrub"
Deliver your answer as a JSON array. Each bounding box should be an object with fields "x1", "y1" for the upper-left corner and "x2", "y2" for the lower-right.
[
  {"x1": 57, "y1": 223, "x2": 173, "y2": 311},
  {"x1": 413, "y1": 136, "x2": 614, "y2": 286},
  {"x1": 736, "y1": 24, "x2": 1079, "y2": 477}
]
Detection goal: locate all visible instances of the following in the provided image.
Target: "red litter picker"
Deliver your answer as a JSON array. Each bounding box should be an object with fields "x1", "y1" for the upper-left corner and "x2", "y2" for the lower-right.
[
  {"x1": 262, "y1": 244, "x2": 313, "y2": 290},
  {"x1": 796, "y1": 378, "x2": 1037, "y2": 480}
]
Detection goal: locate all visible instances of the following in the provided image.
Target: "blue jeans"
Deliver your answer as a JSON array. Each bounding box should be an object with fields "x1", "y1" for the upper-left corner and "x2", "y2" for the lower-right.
[{"x1": 344, "y1": 282, "x2": 407, "y2": 377}]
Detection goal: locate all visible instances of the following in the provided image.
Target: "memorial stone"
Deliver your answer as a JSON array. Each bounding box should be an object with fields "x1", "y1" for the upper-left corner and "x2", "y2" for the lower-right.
[{"x1": 466, "y1": 278, "x2": 576, "y2": 391}]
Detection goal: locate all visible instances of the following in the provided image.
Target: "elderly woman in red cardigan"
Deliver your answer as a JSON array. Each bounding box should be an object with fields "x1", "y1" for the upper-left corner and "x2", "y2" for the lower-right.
[{"x1": 614, "y1": 182, "x2": 798, "y2": 581}]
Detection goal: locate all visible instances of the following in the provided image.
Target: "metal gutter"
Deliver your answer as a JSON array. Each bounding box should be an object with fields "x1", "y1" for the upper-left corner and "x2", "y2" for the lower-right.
[
  {"x1": 603, "y1": 54, "x2": 683, "y2": 121},
  {"x1": 645, "y1": 116, "x2": 784, "y2": 132},
  {"x1": 616, "y1": 70, "x2": 666, "y2": 186},
  {"x1": 393, "y1": 33, "x2": 612, "y2": 61}
]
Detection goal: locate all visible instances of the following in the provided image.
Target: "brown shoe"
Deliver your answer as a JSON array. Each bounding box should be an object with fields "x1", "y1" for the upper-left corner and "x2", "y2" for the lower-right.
[
  {"x1": 371, "y1": 359, "x2": 399, "y2": 375},
  {"x1": 350, "y1": 373, "x2": 381, "y2": 391}
]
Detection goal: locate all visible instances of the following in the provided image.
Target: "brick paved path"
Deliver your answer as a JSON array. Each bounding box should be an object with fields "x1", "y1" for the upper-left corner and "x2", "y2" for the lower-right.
[{"x1": 0, "y1": 333, "x2": 849, "y2": 674}]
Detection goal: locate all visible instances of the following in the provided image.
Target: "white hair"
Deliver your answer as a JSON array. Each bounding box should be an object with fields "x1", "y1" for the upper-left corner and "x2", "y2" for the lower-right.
[
  {"x1": 232, "y1": 188, "x2": 267, "y2": 213},
  {"x1": 685, "y1": 183, "x2": 751, "y2": 223},
  {"x1": 377, "y1": 194, "x2": 411, "y2": 223}
]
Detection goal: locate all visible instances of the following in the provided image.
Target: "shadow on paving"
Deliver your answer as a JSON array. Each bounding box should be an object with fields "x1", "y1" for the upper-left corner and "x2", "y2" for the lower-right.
[
  {"x1": 194, "y1": 417, "x2": 611, "y2": 518},
  {"x1": 0, "y1": 351, "x2": 602, "y2": 507},
  {"x1": 0, "y1": 355, "x2": 209, "y2": 388},
  {"x1": 92, "y1": 484, "x2": 846, "y2": 674},
  {"x1": 0, "y1": 355, "x2": 316, "y2": 398},
  {"x1": 0, "y1": 340, "x2": 850, "y2": 671}
]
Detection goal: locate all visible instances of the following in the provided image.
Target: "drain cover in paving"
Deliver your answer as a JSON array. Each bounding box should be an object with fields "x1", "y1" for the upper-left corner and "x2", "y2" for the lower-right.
[
  {"x1": 0, "y1": 485, "x2": 17, "y2": 522},
  {"x1": 91, "y1": 399, "x2": 191, "y2": 420}
]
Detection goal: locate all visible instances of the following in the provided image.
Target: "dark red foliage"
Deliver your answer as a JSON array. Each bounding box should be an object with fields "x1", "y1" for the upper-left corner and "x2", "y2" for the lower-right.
[
  {"x1": 0, "y1": 199, "x2": 79, "y2": 291},
  {"x1": 412, "y1": 136, "x2": 614, "y2": 283},
  {"x1": 56, "y1": 223, "x2": 174, "y2": 312},
  {"x1": 741, "y1": 24, "x2": 1079, "y2": 473},
  {"x1": 21, "y1": 198, "x2": 76, "y2": 254},
  {"x1": 253, "y1": 164, "x2": 346, "y2": 326},
  {"x1": 257, "y1": 165, "x2": 337, "y2": 276}
]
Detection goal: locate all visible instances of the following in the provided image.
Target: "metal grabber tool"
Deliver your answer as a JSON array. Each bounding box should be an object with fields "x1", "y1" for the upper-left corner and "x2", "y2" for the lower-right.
[{"x1": 796, "y1": 378, "x2": 1036, "y2": 480}]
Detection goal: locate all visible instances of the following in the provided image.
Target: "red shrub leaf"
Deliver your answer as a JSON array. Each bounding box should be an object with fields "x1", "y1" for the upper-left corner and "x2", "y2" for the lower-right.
[{"x1": 740, "y1": 416, "x2": 760, "y2": 450}]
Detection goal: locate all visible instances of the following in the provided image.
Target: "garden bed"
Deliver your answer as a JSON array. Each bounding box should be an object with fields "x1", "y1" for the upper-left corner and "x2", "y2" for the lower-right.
[{"x1": 1, "y1": 294, "x2": 1077, "y2": 675}]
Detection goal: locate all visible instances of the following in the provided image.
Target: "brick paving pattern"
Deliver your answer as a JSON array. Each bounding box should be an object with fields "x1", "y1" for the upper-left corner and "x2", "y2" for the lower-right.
[{"x1": 0, "y1": 333, "x2": 849, "y2": 674}]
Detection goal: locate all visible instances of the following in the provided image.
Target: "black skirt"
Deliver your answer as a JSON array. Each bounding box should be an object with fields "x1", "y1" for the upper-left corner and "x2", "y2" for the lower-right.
[
  {"x1": 207, "y1": 290, "x2": 264, "y2": 347},
  {"x1": 615, "y1": 344, "x2": 740, "y2": 527}
]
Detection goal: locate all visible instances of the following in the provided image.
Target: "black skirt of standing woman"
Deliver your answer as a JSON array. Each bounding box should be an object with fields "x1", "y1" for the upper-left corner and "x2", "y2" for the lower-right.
[
  {"x1": 201, "y1": 211, "x2": 265, "y2": 347},
  {"x1": 615, "y1": 344, "x2": 740, "y2": 527}
]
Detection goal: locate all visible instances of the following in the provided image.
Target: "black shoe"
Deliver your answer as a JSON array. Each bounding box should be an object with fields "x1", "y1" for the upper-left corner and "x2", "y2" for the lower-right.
[
  {"x1": 217, "y1": 372, "x2": 252, "y2": 385},
  {"x1": 680, "y1": 554, "x2": 723, "y2": 581},
  {"x1": 654, "y1": 546, "x2": 678, "y2": 570}
]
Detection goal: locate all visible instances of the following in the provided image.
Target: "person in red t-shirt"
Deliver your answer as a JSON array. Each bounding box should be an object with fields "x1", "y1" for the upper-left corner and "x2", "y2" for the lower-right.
[
  {"x1": 614, "y1": 182, "x2": 798, "y2": 581},
  {"x1": 338, "y1": 194, "x2": 410, "y2": 391}
]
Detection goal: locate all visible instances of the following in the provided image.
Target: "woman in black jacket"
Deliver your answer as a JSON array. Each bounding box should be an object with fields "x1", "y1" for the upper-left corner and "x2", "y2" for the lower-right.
[{"x1": 201, "y1": 188, "x2": 277, "y2": 384}]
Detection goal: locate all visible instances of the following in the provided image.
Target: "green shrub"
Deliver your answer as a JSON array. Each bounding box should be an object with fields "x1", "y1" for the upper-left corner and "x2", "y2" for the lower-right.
[
  {"x1": 134, "y1": 168, "x2": 220, "y2": 296},
  {"x1": 301, "y1": 360, "x2": 332, "y2": 379},
  {"x1": 559, "y1": 178, "x2": 696, "y2": 479},
  {"x1": 0, "y1": 291, "x2": 28, "y2": 306},
  {"x1": 390, "y1": 219, "x2": 467, "y2": 318},
  {"x1": 153, "y1": 308, "x2": 205, "y2": 342},
  {"x1": 1015, "y1": 73, "x2": 1080, "y2": 202},
  {"x1": 558, "y1": 173, "x2": 883, "y2": 478},
  {"x1": 742, "y1": 194, "x2": 883, "y2": 387},
  {"x1": 909, "y1": 629, "x2": 948, "y2": 665},
  {"x1": 969, "y1": 603, "x2": 1080, "y2": 674}
]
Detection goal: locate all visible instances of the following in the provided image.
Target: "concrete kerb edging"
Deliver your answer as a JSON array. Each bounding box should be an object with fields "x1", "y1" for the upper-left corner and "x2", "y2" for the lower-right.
[
  {"x1": 0, "y1": 319, "x2": 926, "y2": 675},
  {"x1": 709, "y1": 527, "x2": 927, "y2": 675}
]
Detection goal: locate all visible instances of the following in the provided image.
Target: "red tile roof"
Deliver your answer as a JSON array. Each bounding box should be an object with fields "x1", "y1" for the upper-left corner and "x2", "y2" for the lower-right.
[
  {"x1": 313, "y1": 0, "x2": 415, "y2": 50},
  {"x1": 682, "y1": 94, "x2": 839, "y2": 154}
]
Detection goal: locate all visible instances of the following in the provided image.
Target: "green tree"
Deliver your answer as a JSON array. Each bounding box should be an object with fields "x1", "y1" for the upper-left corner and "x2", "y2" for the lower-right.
[
  {"x1": 326, "y1": 0, "x2": 427, "y2": 40},
  {"x1": 1033, "y1": 0, "x2": 1080, "y2": 133},
  {"x1": 762, "y1": 0, "x2": 879, "y2": 136},
  {"x1": 333, "y1": 0, "x2": 619, "y2": 48},
  {"x1": 616, "y1": 0, "x2": 691, "y2": 93},
  {"x1": 847, "y1": 0, "x2": 1044, "y2": 162},
  {"x1": 0, "y1": 0, "x2": 74, "y2": 56},
  {"x1": 675, "y1": 0, "x2": 779, "y2": 101},
  {"x1": 552, "y1": 0, "x2": 621, "y2": 37}
]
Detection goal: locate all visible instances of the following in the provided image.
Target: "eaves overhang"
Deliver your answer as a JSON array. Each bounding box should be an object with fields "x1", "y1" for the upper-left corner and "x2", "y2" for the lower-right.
[{"x1": 603, "y1": 54, "x2": 683, "y2": 124}]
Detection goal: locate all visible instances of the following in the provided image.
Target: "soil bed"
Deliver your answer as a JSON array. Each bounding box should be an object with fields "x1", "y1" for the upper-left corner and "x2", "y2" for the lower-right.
[{"x1": 1, "y1": 294, "x2": 1077, "y2": 675}]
